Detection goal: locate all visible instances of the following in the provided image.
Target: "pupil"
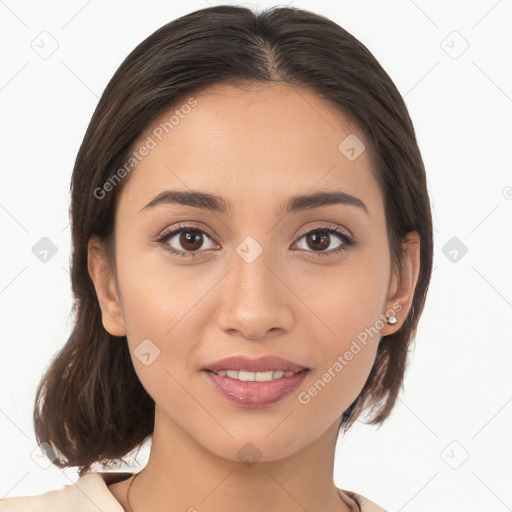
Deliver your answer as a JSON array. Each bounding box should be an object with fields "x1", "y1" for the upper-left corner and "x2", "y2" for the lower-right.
[
  {"x1": 181, "y1": 231, "x2": 202, "y2": 250},
  {"x1": 308, "y1": 231, "x2": 329, "y2": 251}
]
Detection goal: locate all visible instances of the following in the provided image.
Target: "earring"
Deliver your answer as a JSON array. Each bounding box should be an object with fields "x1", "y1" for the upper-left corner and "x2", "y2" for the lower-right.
[{"x1": 386, "y1": 315, "x2": 397, "y2": 325}]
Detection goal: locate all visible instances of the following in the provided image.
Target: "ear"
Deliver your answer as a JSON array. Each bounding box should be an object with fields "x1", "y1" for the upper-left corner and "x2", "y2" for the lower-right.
[
  {"x1": 380, "y1": 231, "x2": 421, "y2": 336},
  {"x1": 87, "y1": 235, "x2": 127, "y2": 337}
]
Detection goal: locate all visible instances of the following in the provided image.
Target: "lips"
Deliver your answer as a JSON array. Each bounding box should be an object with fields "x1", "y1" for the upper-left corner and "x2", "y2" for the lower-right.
[
  {"x1": 204, "y1": 355, "x2": 308, "y2": 373},
  {"x1": 201, "y1": 355, "x2": 309, "y2": 407},
  {"x1": 212, "y1": 369, "x2": 295, "y2": 381},
  {"x1": 203, "y1": 368, "x2": 309, "y2": 407}
]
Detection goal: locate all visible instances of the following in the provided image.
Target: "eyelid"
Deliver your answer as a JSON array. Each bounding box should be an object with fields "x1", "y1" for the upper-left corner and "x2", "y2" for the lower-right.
[
  {"x1": 294, "y1": 222, "x2": 353, "y2": 241},
  {"x1": 157, "y1": 221, "x2": 218, "y2": 243},
  {"x1": 154, "y1": 222, "x2": 220, "y2": 257},
  {"x1": 291, "y1": 223, "x2": 356, "y2": 258},
  {"x1": 157, "y1": 221, "x2": 353, "y2": 242},
  {"x1": 154, "y1": 221, "x2": 356, "y2": 257}
]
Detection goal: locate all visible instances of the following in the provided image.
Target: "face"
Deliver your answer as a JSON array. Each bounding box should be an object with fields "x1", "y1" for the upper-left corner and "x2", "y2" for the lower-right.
[{"x1": 90, "y1": 82, "x2": 408, "y2": 463}]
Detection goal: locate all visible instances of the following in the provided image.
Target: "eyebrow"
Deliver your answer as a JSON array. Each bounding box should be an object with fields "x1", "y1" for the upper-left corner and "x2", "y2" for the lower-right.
[{"x1": 139, "y1": 189, "x2": 368, "y2": 216}]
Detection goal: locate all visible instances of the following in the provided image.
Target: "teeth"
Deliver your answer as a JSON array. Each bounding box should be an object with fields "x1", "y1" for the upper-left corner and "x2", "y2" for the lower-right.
[{"x1": 214, "y1": 370, "x2": 296, "y2": 381}]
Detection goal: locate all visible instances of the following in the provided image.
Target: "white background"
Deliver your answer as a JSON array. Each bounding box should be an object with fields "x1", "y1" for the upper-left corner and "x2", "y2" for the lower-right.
[{"x1": 0, "y1": 1, "x2": 511, "y2": 511}]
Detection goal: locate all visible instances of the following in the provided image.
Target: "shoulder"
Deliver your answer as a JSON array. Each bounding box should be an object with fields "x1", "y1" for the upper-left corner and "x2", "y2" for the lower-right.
[
  {"x1": 0, "y1": 472, "x2": 130, "y2": 512},
  {"x1": 338, "y1": 488, "x2": 389, "y2": 512}
]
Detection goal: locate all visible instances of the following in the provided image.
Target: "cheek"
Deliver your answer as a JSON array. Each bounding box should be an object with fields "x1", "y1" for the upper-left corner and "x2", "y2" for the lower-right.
[
  {"x1": 296, "y1": 251, "x2": 390, "y2": 412},
  {"x1": 299, "y1": 245, "x2": 390, "y2": 345},
  {"x1": 114, "y1": 230, "x2": 211, "y2": 338},
  {"x1": 115, "y1": 265, "x2": 200, "y2": 412},
  {"x1": 296, "y1": 292, "x2": 383, "y2": 421},
  {"x1": 113, "y1": 243, "x2": 216, "y2": 394}
]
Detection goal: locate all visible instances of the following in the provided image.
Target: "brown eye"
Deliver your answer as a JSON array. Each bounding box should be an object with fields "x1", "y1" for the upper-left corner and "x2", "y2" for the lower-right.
[
  {"x1": 179, "y1": 230, "x2": 204, "y2": 251},
  {"x1": 304, "y1": 231, "x2": 331, "y2": 251},
  {"x1": 293, "y1": 226, "x2": 355, "y2": 257},
  {"x1": 156, "y1": 225, "x2": 218, "y2": 257}
]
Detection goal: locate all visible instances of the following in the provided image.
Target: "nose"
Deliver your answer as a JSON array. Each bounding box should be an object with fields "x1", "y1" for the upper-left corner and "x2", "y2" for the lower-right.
[{"x1": 216, "y1": 242, "x2": 294, "y2": 341}]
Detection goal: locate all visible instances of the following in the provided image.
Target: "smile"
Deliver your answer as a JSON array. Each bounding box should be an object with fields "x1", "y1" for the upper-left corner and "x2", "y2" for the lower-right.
[
  {"x1": 203, "y1": 369, "x2": 309, "y2": 407},
  {"x1": 210, "y1": 369, "x2": 296, "y2": 381}
]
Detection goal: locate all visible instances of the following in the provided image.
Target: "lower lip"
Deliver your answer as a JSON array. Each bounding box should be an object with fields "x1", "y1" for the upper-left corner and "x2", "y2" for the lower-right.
[{"x1": 202, "y1": 370, "x2": 308, "y2": 408}]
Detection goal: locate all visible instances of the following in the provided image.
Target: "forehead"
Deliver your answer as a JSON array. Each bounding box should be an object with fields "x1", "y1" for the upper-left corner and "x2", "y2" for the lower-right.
[{"x1": 117, "y1": 82, "x2": 383, "y2": 218}]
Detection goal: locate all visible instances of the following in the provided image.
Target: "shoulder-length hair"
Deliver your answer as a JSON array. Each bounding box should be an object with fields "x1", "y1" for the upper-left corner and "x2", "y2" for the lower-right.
[{"x1": 33, "y1": 5, "x2": 433, "y2": 476}]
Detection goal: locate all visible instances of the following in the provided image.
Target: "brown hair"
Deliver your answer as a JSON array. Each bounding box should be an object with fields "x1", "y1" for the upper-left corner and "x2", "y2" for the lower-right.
[{"x1": 33, "y1": 5, "x2": 433, "y2": 476}]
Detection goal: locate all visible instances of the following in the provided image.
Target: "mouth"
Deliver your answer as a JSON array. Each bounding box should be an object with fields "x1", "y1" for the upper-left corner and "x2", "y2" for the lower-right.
[
  {"x1": 203, "y1": 354, "x2": 309, "y2": 374},
  {"x1": 206, "y1": 369, "x2": 298, "y2": 381},
  {"x1": 201, "y1": 355, "x2": 310, "y2": 407}
]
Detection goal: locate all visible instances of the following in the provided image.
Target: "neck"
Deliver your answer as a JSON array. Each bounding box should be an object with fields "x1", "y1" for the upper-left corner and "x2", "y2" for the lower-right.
[{"x1": 125, "y1": 407, "x2": 350, "y2": 512}]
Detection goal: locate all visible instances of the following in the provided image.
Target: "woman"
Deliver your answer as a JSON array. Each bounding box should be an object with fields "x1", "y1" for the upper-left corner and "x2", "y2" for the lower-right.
[{"x1": 0, "y1": 5, "x2": 432, "y2": 511}]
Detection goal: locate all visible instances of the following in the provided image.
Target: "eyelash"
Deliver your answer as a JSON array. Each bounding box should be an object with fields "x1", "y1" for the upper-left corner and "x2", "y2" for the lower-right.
[{"x1": 154, "y1": 222, "x2": 356, "y2": 259}]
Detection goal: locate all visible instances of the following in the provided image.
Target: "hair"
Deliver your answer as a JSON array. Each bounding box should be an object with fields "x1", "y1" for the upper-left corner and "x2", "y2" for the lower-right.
[{"x1": 33, "y1": 5, "x2": 433, "y2": 476}]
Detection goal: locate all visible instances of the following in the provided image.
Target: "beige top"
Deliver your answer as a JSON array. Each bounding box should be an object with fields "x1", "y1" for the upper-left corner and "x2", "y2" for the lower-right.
[{"x1": 0, "y1": 472, "x2": 388, "y2": 511}]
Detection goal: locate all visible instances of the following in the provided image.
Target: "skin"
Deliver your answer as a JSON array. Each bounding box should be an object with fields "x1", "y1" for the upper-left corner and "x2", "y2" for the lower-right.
[{"x1": 88, "y1": 82, "x2": 420, "y2": 512}]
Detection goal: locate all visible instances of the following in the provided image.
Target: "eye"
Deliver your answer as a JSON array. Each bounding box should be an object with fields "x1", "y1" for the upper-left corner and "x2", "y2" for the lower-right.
[
  {"x1": 155, "y1": 223, "x2": 356, "y2": 259},
  {"x1": 293, "y1": 225, "x2": 356, "y2": 257},
  {"x1": 155, "y1": 223, "x2": 218, "y2": 258}
]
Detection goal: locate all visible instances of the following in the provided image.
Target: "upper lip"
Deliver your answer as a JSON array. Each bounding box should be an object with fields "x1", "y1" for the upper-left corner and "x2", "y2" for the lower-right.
[{"x1": 204, "y1": 355, "x2": 308, "y2": 373}]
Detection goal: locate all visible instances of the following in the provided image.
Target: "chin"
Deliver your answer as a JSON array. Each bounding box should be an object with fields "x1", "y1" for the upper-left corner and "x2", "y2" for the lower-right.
[{"x1": 197, "y1": 426, "x2": 313, "y2": 466}]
